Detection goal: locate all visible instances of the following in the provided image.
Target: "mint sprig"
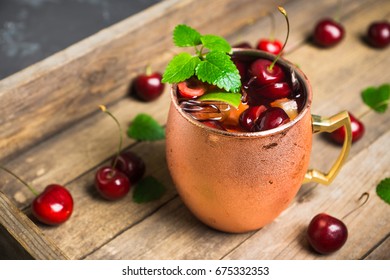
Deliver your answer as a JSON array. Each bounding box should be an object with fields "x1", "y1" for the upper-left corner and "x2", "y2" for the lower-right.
[
  {"x1": 127, "y1": 113, "x2": 165, "y2": 141},
  {"x1": 361, "y1": 83, "x2": 390, "y2": 113},
  {"x1": 376, "y1": 177, "x2": 390, "y2": 205},
  {"x1": 162, "y1": 53, "x2": 201, "y2": 83},
  {"x1": 173, "y1": 24, "x2": 201, "y2": 47},
  {"x1": 162, "y1": 24, "x2": 241, "y2": 93}
]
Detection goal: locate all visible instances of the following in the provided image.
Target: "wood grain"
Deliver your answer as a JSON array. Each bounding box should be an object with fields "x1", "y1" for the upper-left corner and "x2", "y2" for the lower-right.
[
  {"x1": 0, "y1": 191, "x2": 68, "y2": 259},
  {"x1": 0, "y1": 0, "x2": 389, "y2": 260}
]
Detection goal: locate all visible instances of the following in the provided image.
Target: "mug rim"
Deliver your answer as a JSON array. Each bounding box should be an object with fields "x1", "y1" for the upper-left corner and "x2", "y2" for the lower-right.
[{"x1": 170, "y1": 48, "x2": 312, "y2": 138}]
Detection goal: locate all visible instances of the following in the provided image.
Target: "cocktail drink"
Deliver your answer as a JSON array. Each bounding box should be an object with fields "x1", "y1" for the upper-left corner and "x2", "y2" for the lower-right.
[
  {"x1": 165, "y1": 47, "x2": 352, "y2": 233},
  {"x1": 163, "y1": 16, "x2": 352, "y2": 233}
]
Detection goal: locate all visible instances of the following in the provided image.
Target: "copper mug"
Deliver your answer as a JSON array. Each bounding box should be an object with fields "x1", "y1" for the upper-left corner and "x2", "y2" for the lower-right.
[{"x1": 166, "y1": 49, "x2": 352, "y2": 233}]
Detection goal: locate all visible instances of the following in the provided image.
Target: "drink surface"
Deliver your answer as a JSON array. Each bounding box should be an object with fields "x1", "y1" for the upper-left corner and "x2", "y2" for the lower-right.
[{"x1": 176, "y1": 52, "x2": 307, "y2": 133}]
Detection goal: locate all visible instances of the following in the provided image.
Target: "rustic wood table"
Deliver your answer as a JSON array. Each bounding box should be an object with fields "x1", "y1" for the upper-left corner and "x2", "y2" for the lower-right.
[{"x1": 0, "y1": 0, "x2": 389, "y2": 260}]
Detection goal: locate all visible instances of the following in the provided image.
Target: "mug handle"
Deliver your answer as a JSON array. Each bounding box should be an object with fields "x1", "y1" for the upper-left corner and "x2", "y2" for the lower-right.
[{"x1": 303, "y1": 111, "x2": 352, "y2": 185}]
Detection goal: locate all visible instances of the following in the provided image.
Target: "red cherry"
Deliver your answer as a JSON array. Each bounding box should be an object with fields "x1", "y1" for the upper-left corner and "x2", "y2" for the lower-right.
[
  {"x1": 245, "y1": 82, "x2": 292, "y2": 105},
  {"x1": 253, "y1": 107, "x2": 290, "y2": 131},
  {"x1": 256, "y1": 8, "x2": 285, "y2": 55},
  {"x1": 313, "y1": 18, "x2": 345, "y2": 47},
  {"x1": 366, "y1": 21, "x2": 390, "y2": 48},
  {"x1": 256, "y1": 39, "x2": 283, "y2": 55},
  {"x1": 112, "y1": 151, "x2": 146, "y2": 184},
  {"x1": 95, "y1": 167, "x2": 130, "y2": 200},
  {"x1": 134, "y1": 67, "x2": 165, "y2": 102},
  {"x1": 256, "y1": 82, "x2": 292, "y2": 100},
  {"x1": 239, "y1": 105, "x2": 267, "y2": 131},
  {"x1": 97, "y1": 106, "x2": 132, "y2": 200},
  {"x1": 177, "y1": 77, "x2": 206, "y2": 98},
  {"x1": 330, "y1": 112, "x2": 364, "y2": 144},
  {"x1": 307, "y1": 213, "x2": 348, "y2": 254},
  {"x1": 249, "y1": 58, "x2": 286, "y2": 85},
  {"x1": 0, "y1": 166, "x2": 73, "y2": 226},
  {"x1": 32, "y1": 184, "x2": 73, "y2": 226}
]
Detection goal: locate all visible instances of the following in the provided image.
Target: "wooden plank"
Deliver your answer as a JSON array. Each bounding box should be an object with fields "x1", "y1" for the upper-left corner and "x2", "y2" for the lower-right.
[
  {"x1": 364, "y1": 236, "x2": 390, "y2": 260},
  {"x1": 0, "y1": 0, "x2": 285, "y2": 162},
  {"x1": 84, "y1": 198, "x2": 254, "y2": 260},
  {"x1": 0, "y1": 0, "x2": 388, "y2": 260},
  {"x1": 0, "y1": 191, "x2": 68, "y2": 259},
  {"x1": 0, "y1": 224, "x2": 33, "y2": 260}
]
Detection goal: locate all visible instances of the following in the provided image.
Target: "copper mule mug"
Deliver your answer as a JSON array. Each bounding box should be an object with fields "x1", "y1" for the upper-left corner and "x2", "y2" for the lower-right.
[{"x1": 166, "y1": 49, "x2": 352, "y2": 233}]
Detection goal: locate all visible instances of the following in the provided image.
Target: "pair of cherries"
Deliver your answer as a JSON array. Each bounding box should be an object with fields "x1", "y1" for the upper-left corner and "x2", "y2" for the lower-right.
[
  {"x1": 313, "y1": 18, "x2": 390, "y2": 48},
  {"x1": 94, "y1": 106, "x2": 146, "y2": 200},
  {"x1": 95, "y1": 151, "x2": 145, "y2": 200}
]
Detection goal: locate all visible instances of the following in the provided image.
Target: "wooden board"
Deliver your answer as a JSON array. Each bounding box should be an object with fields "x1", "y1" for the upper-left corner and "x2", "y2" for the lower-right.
[{"x1": 0, "y1": 0, "x2": 389, "y2": 260}]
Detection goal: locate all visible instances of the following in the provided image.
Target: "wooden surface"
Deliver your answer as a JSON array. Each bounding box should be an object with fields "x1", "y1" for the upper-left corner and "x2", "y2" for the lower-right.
[
  {"x1": 0, "y1": 191, "x2": 67, "y2": 260},
  {"x1": 0, "y1": 0, "x2": 389, "y2": 260}
]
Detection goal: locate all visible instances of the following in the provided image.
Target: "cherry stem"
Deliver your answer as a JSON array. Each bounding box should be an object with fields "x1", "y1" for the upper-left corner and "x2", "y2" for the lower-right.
[
  {"x1": 0, "y1": 165, "x2": 39, "y2": 196},
  {"x1": 334, "y1": 0, "x2": 343, "y2": 23},
  {"x1": 145, "y1": 65, "x2": 152, "y2": 76},
  {"x1": 342, "y1": 192, "x2": 369, "y2": 220},
  {"x1": 99, "y1": 105, "x2": 123, "y2": 170},
  {"x1": 268, "y1": 6, "x2": 289, "y2": 71}
]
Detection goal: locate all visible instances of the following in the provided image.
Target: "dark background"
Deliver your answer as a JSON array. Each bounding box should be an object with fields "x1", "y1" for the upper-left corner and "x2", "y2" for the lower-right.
[{"x1": 0, "y1": 0, "x2": 162, "y2": 80}]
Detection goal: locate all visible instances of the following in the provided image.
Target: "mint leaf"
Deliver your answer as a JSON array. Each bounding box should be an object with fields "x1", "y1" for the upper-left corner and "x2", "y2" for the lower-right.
[
  {"x1": 162, "y1": 53, "x2": 201, "y2": 83},
  {"x1": 376, "y1": 177, "x2": 390, "y2": 205},
  {"x1": 361, "y1": 84, "x2": 390, "y2": 113},
  {"x1": 133, "y1": 176, "x2": 166, "y2": 203},
  {"x1": 163, "y1": 24, "x2": 242, "y2": 92},
  {"x1": 198, "y1": 92, "x2": 241, "y2": 108},
  {"x1": 196, "y1": 51, "x2": 241, "y2": 93},
  {"x1": 201, "y1": 35, "x2": 231, "y2": 53},
  {"x1": 127, "y1": 113, "x2": 165, "y2": 141},
  {"x1": 173, "y1": 24, "x2": 202, "y2": 47}
]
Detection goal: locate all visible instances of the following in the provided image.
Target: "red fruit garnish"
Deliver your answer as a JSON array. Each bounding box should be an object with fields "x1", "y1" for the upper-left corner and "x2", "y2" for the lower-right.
[
  {"x1": 253, "y1": 107, "x2": 290, "y2": 131},
  {"x1": 134, "y1": 66, "x2": 165, "y2": 102},
  {"x1": 257, "y1": 39, "x2": 283, "y2": 55},
  {"x1": 366, "y1": 21, "x2": 390, "y2": 48},
  {"x1": 239, "y1": 105, "x2": 267, "y2": 131},
  {"x1": 32, "y1": 184, "x2": 73, "y2": 225},
  {"x1": 112, "y1": 151, "x2": 146, "y2": 184},
  {"x1": 95, "y1": 166, "x2": 130, "y2": 200},
  {"x1": 0, "y1": 166, "x2": 73, "y2": 226},
  {"x1": 307, "y1": 213, "x2": 348, "y2": 254},
  {"x1": 178, "y1": 77, "x2": 206, "y2": 98},
  {"x1": 313, "y1": 18, "x2": 345, "y2": 47}
]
